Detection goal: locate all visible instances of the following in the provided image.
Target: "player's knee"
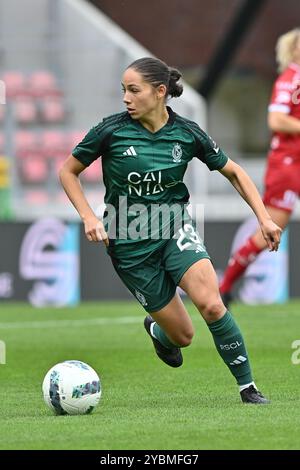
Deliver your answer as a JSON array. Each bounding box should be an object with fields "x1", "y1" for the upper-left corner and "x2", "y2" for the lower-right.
[
  {"x1": 201, "y1": 299, "x2": 225, "y2": 322},
  {"x1": 171, "y1": 328, "x2": 194, "y2": 348}
]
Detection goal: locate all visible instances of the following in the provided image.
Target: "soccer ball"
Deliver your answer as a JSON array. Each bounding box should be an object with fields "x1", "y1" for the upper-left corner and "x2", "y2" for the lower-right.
[{"x1": 42, "y1": 360, "x2": 101, "y2": 415}]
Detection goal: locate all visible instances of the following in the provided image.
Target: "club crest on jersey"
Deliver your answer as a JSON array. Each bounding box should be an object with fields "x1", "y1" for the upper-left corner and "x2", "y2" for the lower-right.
[{"x1": 172, "y1": 143, "x2": 182, "y2": 163}]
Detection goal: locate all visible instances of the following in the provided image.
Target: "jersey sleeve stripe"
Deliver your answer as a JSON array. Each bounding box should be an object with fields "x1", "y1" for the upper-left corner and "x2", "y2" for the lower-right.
[{"x1": 268, "y1": 104, "x2": 291, "y2": 113}]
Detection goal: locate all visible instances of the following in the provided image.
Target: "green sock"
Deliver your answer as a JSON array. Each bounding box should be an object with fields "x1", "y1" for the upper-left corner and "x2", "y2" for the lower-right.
[
  {"x1": 152, "y1": 322, "x2": 179, "y2": 349},
  {"x1": 208, "y1": 311, "x2": 253, "y2": 386}
]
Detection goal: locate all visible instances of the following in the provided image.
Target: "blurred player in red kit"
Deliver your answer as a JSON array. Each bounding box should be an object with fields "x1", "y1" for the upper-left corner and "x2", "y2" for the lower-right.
[{"x1": 220, "y1": 28, "x2": 300, "y2": 306}]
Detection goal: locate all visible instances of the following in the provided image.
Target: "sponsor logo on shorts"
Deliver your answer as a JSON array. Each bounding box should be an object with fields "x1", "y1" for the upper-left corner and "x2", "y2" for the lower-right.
[
  {"x1": 135, "y1": 290, "x2": 148, "y2": 306},
  {"x1": 270, "y1": 190, "x2": 297, "y2": 210}
]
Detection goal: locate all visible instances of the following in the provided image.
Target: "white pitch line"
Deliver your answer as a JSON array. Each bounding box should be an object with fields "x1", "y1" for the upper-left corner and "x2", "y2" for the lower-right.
[{"x1": 0, "y1": 316, "x2": 142, "y2": 330}]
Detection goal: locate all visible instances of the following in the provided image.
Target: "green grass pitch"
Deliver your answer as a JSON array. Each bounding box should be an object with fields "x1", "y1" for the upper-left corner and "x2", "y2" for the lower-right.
[{"x1": 0, "y1": 300, "x2": 299, "y2": 450}]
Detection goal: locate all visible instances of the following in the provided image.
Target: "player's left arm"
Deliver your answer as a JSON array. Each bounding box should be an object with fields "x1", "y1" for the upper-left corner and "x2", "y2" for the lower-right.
[
  {"x1": 219, "y1": 158, "x2": 282, "y2": 251},
  {"x1": 268, "y1": 111, "x2": 300, "y2": 133}
]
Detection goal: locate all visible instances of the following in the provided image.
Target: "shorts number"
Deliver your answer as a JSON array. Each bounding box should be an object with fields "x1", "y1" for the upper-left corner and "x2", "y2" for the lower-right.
[{"x1": 176, "y1": 224, "x2": 205, "y2": 252}]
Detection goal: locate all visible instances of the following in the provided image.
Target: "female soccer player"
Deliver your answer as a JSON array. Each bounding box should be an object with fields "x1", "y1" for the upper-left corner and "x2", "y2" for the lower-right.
[
  {"x1": 220, "y1": 28, "x2": 300, "y2": 307},
  {"x1": 60, "y1": 57, "x2": 281, "y2": 404}
]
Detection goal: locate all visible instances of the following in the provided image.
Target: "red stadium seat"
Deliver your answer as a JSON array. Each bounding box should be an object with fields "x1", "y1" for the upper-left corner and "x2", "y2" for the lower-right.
[
  {"x1": 29, "y1": 71, "x2": 61, "y2": 98},
  {"x1": 15, "y1": 97, "x2": 37, "y2": 124},
  {"x1": 2, "y1": 71, "x2": 27, "y2": 98},
  {"x1": 15, "y1": 131, "x2": 39, "y2": 158},
  {"x1": 41, "y1": 130, "x2": 68, "y2": 158},
  {"x1": 15, "y1": 132, "x2": 47, "y2": 183},
  {"x1": 19, "y1": 156, "x2": 48, "y2": 183},
  {"x1": 39, "y1": 97, "x2": 66, "y2": 123}
]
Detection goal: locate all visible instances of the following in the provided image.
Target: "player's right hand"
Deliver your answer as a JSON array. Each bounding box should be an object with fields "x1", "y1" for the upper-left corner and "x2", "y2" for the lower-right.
[
  {"x1": 260, "y1": 219, "x2": 282, "y2": 252},
  {"x1": 84, "y1": 216, "x2": 109, "y2": 247}
]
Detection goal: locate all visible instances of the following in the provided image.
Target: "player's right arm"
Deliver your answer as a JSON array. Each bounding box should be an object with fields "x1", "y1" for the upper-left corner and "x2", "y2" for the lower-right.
[
  {"x1": 268, "y1": 69, "x2": 300, "y2": 133},
  {"x1": 59, "y1": 155, "x2": 108, "y2": 246}
]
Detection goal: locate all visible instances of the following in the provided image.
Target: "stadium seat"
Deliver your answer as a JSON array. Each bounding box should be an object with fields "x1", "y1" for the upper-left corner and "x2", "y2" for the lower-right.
[
  {"x1": 19, "y1": 155, "x2": 48, "y2": 184},
  {"x1": 14, "y1": 97, "x2": 37, "y2": 124},
  {"x1": 15, "y1": 132, "x2": 47, "y2": 184},
  {"x1": 15, "y1": 131, "x2": 39, "y2": 158},
  {"x1": 41, "y1": 130, "x2": 68, "y2": 159},
  {"x1": 1, "y1": 71, "x2": 27, "y2": 98},
  {"x1": 28, "y1": 71, "x2": 61, "y2": 98},
  {"x1": 39, "y1": 97, "x2": 66, "y2": 123}
]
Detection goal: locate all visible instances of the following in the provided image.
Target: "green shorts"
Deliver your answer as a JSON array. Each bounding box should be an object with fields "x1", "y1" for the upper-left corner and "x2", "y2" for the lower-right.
[{"x1": 110, "y1": 224, "x2": 210, "y2": 313}]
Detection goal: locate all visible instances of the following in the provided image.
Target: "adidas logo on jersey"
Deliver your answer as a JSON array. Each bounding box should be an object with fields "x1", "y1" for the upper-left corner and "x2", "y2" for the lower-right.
[{"x1": 123, "y1": 146, "x2": 137, "y2": 156}]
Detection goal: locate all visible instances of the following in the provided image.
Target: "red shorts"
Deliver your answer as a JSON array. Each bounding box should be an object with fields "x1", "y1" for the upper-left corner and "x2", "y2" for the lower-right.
[{"x1": 263, "y1": 155, "x2": 300, "y2": 213}]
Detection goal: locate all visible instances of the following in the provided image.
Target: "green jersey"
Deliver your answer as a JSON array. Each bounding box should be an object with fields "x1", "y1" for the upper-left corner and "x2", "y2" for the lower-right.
[{"x1": 72, "y1": 106, "x2": 228, "y2": 265}]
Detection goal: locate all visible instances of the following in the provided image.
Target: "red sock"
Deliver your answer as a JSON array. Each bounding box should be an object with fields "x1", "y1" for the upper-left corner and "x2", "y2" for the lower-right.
[{"x1": 220, "y1": 237, "x2": 263, "y2": 294}]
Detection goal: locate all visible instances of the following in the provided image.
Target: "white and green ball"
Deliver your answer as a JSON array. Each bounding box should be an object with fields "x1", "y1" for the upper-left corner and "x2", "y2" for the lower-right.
[{"x1": 42, "y1": 360, "x2": 101, "y2": 415}]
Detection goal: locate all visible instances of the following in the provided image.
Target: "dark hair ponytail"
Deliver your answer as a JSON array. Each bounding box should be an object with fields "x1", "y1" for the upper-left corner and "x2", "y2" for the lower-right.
[
  {"x1": 127, "y1": 57, "x2": 183, "y2": 99},
  {"x1": 168, "y1": 67, "x2": 183, "y2": 98}
]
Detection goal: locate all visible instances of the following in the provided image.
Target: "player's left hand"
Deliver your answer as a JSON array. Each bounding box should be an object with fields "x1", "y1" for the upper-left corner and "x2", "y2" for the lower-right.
[{"x1": 260, "y1": 219, "x2": 282, "y2": 251}]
